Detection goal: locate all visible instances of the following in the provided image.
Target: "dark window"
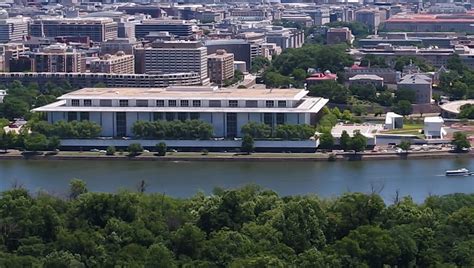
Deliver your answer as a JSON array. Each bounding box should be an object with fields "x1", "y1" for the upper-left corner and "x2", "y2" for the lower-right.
[
  {"x1": 67, "y1": 112, "x2": 77, "y2": 122},
  {"x1": 209, "y1": 100, "x2": 221, "y2": 107},
  {"x1": 166, "y1": 112, "x2": 175, "y2": 121},
  {"x1": 276, "y1": 113, "x2": 285, "y2": 125},
  {"x1": 190, "y1": 113, "x2": 199, "y2": 120},
  {"x1": 119, "y1": 100, "x2": 129, "y2": 107},
  {"x1": 116, "y1": 112, "x2": 127, "y2": 137},
  {"x1": 246, "y1": 100, "x2": 258, "y2": 107},
  {"x1": 168, "y1": 100, "x2": 177, "y2": 107},
  {"x1": 153, "y1": 112, "x2": 163, "y2": 121},
  {"x1": 136, "y1": 100, "x2": 148, "y2": 107},
  {"x1": 83, "y1": 99, "x2": 92, "y2": 107},
  {"x1": 71, "y1": 99, "x2": 80, "y2": 106},
  {"x1": 278, "y1": 101, "x2": 286, "y2": 108},
  {"x1": 156, "y1": 100, "x2": 165, "y2": 107},
  {"x1": 100, "y1": 99, "x2": 112, "y2": 107},
  {"x1": 178, "y1": 112, "x2": 187, "y2": 121},
  {"x1": 228, "y1": 100, "x2": 238, "y2": 107},
  {"x1": 226, "y1": 113, "x2": 237, "y2": 138},
  {"x1": 80, "y1": 112, "x2": 89, "y2": 121},
  {"x1": 180, "y1": 100, "x2": 189, "y2": 107},
  {"x1": 266, "y1": 100, "x2": 274, "y2": 108},
  {"x1": 192, "y1": 100, "x2": 201, "y2": 107},
  {"x1": 264, "y1": 113, "x2": 273, "y2": 126}
]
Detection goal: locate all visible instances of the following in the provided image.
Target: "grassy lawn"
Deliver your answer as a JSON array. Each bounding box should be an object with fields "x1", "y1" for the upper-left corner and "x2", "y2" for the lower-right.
[{"x1": 382, "y1": 124, "x2": 423, "y2": 135}]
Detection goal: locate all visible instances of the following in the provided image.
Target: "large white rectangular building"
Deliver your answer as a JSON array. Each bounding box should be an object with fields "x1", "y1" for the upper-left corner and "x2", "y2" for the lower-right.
[{"x1": 33, "y1": 87, "x2": 328, "y2": 138}]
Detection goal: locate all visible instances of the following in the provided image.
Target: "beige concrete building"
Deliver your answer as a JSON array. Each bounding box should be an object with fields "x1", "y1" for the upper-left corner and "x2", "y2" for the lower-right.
[
  {"x1": 208, "y1": 49, "x2": 234, "y2": 86},
  {"x1": 31, "y1": 44, "x2": 84, "y2": 73},
  {"x1": 135, "y1": 41, "x2": 208, "y2": 83},
  {"x1": 90, "y1": 52, "x2": 134, "y2": 74}
]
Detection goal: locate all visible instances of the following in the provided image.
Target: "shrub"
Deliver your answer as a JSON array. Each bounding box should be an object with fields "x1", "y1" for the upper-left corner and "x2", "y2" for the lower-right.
[
  {"x1": 156, "y1": 142, "x2": 167, "y2": 156},
  {"x1": 127, "y1": 143, "x2": 143, "y2": 156},
  {"x1": 106, "y1": 146, "x2": 116, "y2": 156}
]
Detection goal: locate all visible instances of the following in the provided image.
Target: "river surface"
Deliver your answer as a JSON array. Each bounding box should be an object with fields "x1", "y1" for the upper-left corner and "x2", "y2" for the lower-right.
[{"x1": 0, "y1": 158, "x2": 473, "y2": 203}]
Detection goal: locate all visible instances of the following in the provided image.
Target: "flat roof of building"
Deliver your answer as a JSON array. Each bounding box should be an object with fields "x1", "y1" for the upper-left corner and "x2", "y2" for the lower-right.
[{"x1": 58, "y1": 87, "x2": 310, "y2": 100}]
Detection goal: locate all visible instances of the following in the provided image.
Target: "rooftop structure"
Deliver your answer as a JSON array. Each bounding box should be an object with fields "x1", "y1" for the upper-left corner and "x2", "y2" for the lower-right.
[
  {"x1": 424, "y1": 116, "x2": 446, "y2": 139},
  {"x1": 385, "y1": 112, "x2": 403, "y2": 130}
]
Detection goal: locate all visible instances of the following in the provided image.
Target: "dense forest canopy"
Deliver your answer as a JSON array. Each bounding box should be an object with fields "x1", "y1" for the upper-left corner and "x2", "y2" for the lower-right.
[{"x1": 1, "y1": 182, "x2": 473, "y2": 267}]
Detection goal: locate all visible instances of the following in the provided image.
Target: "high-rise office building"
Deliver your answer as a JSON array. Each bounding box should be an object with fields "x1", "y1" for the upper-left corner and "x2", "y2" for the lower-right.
[
  {"x1": 0, "y1": 17, "x2": 29, "y2": 43},
  {"x1": 30, "y1": 18, "x2": 118, "y2": 42},
  {"x1": 135, "y1": 20, "x2": 194, "y2": 39},
  {"x1": 135, "y1": 41, "x2": 208, "y2": 82}
]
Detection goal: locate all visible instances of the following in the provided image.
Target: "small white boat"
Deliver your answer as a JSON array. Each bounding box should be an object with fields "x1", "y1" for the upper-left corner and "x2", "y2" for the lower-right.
[{"x1": 445, "y1": 168, "x2": 470, "y2": 176}]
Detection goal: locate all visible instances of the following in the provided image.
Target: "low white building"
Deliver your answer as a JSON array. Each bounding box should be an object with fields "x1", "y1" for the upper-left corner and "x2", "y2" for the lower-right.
[
  {"x1": 33, "y1": 86, "x2": 329, "y2": 138},
  {"x1": 424, "y1": 116, "x2": 446, "y2": 139},
  {"x1": 384, "y1": 112, "x2": 403, "y2": 130},
  {"x1": 0, "y1": 89, "x2": 6, "y2": 103}
]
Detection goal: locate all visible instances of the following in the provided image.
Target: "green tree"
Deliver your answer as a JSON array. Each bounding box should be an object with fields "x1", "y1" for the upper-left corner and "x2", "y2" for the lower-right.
[
  {"x1": 339, "y1": 130, "x2": 351, "y2": 151},
  {"x1": 241, "y1": 122, "x2": 271, "y2": 139},
  {"x1": 396, "y1": 88, "x2": 416, "y2": 103},
  {"x1": 452, "y1": 132, "x2": 470, "y2": 152},
  {"x1": 145, "y1": 243, "x2": 177, "y2": 268},
  {"x1": 24, "y1": 133, "x2": 49, "y2": 152},
  {"x1": 69, "y1": 179, "x2": 88, "y2": 200},
  {"x1": 318, "y1": 132, "x2": 334, "y2": 150},
  {"x1": 48, "y1": 136, "x2": 60, "y2": 150},
  {"x1": 250, "y1": 56, "x2": 270, "y2": 73},
  {"x1": 156, "y1": 142, "x2": 167, "y2": 156},
  {"x1": 350, "y1": 131, "x2": 367, "y2": 153},
  {"x1": 458, "y1": 104, "x2": 474, "y2": 119},
  {"x1": 309, "y1": 81, "x2": 349, "y2": 104},
  {"x1": 393, "y1": 100, "x2": 413, "y2": 116},
  {"x1": 241, "y1": 135, "x2": 254, "y2": 154},
  {"x1": 127, "y1": 143, "x2": 143, "y2": 156}
]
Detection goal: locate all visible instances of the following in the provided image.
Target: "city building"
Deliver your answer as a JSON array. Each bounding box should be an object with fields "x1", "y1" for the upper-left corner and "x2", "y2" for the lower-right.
[
  {"x1": 205, "y1": 39, "x2": 252, "y2": 72},
  {"x1": 135, "y1": 41, "x2": 208, "y2": 83},
  {"x1": 265, "y1": 26, "x2": 304, "y2": 50},
  {"x1": 207, "y1": 49, "x2": 234, "y2": 86},
  {"x1": 384, "y1": 14, "x2": 474, "y2": 34},
  {"x1": 30, "y1": 18, "x2": 118, "y2": 42},
  {"x1": 33, "y1": 86, "x2": 329, "y2": 138},
  {"x1": 355, "y1": 9, "x2": 380, "y2": 32},
  {"x1": 90, "y1": 52, "x2": 134, "y2": 74},
  {"x1": 397, "y1": 74, "x2": 433, "y2": 104},
  {"x1": 30, "y1": 44, "x2": 85, "y2": 73},
  {"x1": 326, "y1": 27, "x2": 354, "y2": 45},
  {"x1": 0, "y1": 17, "x2": 29, "y2": 43},
  {"x1": 306, "y1": 71, "x2": 338, "y2": 87},
  {"x1": 0, "y1": 72, "x2": 204, "y2": 88},
  {"x1": 348, "y1": 74, "x2": 384, "y2": 87},
  {"x1": 424, "y1": 116, "x2": 446, "y2": 139},
  {"x1": 135, "y1": 20, "x2": 194, "y2": 39},
  {"x1": 100, "y1": 38, "x2": 143, "y2": 55},
  {"x1": 345, "y1": 65, "x2": 400, "y2": 84}
]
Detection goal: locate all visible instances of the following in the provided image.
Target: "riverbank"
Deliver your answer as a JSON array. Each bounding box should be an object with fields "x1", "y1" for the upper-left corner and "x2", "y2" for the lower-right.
[{"x1": 0, "y1": 150, "x2": 472, "y2": 162}]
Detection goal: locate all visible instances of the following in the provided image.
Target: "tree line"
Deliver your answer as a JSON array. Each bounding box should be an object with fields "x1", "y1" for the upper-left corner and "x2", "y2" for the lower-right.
[{"x1": 0, "y1": 183, "x2": 473, "y2": 267}]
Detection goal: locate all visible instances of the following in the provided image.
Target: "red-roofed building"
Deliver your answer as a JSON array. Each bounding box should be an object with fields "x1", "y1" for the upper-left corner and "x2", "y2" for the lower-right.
[
  {"x1": 384, "y1": 14, "x2": 474, "y2": 33},
  {"x1": 306, "y1": 71, "x2": 338, "y2": 86}
]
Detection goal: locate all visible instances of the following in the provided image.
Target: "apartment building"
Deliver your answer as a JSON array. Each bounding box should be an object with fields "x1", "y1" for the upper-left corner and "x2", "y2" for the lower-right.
[
  {"x1": 30, "y1": 17, "x2": 118, "y2": 42},
  {"x1": 207, "y1": 50, "x2": 234, "y2": 86},
  {"x1": 33, "y1": 86, "x2": 329, "y2": 138},
  {"x1": 90, "y1": 52, "x2": 134, "y2": 74},
  {"x1": 30, "y1": 44, "x2": 85, "y2": 73},
  {"x1": 135, "y1": 41, "x2": 208, "y2": 82}
]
